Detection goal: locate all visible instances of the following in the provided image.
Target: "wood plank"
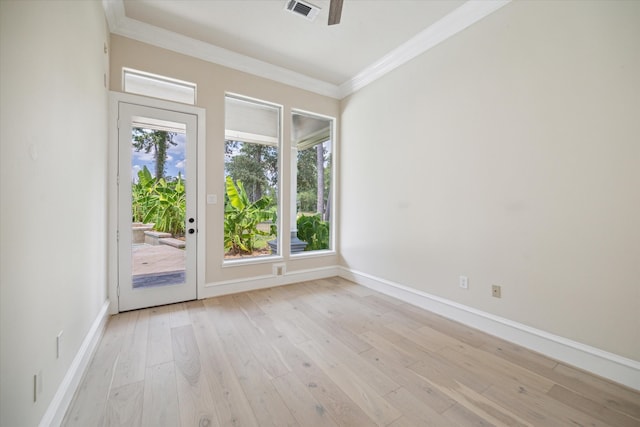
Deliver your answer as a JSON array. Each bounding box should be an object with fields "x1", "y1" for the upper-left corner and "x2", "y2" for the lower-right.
[
  {"x1": 292, "y1": 281, "x2": 351, "y2": 318},
  {"x1": 233, "y1": 292, "x2": 267, "y2": 318},
  {"x1": 62, "y1": 312, "x2": 136, "y2": 426},
  {"x1": 293, "y1": 298, "x2": 372, "y2": 353},
  {"x1": 550, "y1": 363, "x2": 640, "y2": 419},
  {"x1": 359, "y1": 346, "x2": 456, "y2": 415},
  {"x1": 64, "y1": 279, "x2": 640, "y2": 427},
  {"x1": 217, "y1": 294, "x2": 291, "y2": 379},
  {"x1": 141, "y1": 362, "x2": 180, "y2": 427},
  {"x1": 146, "y1": 305, "x2": 173, "y2": 367},
  {"x1": 289, "y1": 308, "x2": 400, "y2": 397},
  {"x1": 359, "y1": 331, "x2": 422, "y2": 368},
  {"x1": 171, "y1": 324, "x2": 220, "y2": 427},
  {"x1": 480, "y1": 335, "x2": 559, "y2": 376},
  {"x1": 104, "y1": 381, "x2": 144, "y2": 427},
  {"x1": 328, "y1": 277, "x2": 375, "y2": 296},
  {"x1": 440, "y1": 403, "x2": 499, "y2": 427},
  {"x1": 169, "y1": 302, "x2": 191, "y2": 328},
  {"x1": 384, "y1": 387, "x2": 455, "y2": 426},
  {"x1": 384, "y1": 321, "x2": 450, "y2": 353},
  {"x1": 270, "y1": 334, "x2": 378, "y2": 426},
  {"x1": 296, "y1": 339, "x2": 402, "y2": 426},
  {"x1": 206, "y1": 298, "x2": 298, "y2": 426},
  {"x1": 399, "y1": 303, "x2": 490, "y2": 347},
  {"x1": 112, "y1": 309, "x2": 149, "y2": 388},
  {"x1": 272, "y1": 372, "x2": 339, "y2": 427},
  {"x1": 547, "y1": 384, "x2": 640, "y2": 427},
  {"x1": 483, "y1": 382, "x2": 614, "y2": 427},
  {"x1": 190, "y1": 300, "x2": 260, "y2": 427},
  {"x1": 438, "y1": 343, "x2": 556, "y2": 393},
  {"x1": 407, "y1": 356, "x2": 531, "y2": 426}
]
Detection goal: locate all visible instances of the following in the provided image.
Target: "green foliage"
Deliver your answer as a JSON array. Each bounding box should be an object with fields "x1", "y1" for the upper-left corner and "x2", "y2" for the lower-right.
[
  {"x1": 297, "y1": 144, "x2": 331, "y2": 217},
  {"x1": 224, "y1": 176, "x2": 277, "y2": 255},
  {"x1": 132, "y1": 128, "x2": 177, "y2": 180},
  {"x1": 297, "y1": 214, "x2": 329, "y2": 251},
  {"x1": 297, "y1": 190, "x2": 317, "y2": 213},
  {"x1": 131, "y1": 166, "x2": 186, "y2": 236},
  {"x1": 132, "y1": 166, "x2": 156, "y2": 224},
  {"x1": 225, "y1": 140, "x2": 278, "y2": 203}
]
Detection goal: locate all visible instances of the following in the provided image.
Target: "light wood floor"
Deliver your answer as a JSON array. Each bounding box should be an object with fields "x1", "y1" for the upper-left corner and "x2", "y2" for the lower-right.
[{"x1": 63, "y1": 278, "x2": 640, "y2": 426}]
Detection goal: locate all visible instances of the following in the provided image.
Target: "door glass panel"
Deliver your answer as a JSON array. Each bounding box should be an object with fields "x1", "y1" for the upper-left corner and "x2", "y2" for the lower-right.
[{"x1": 130, "y1": 116, "x2": 187, "y2": 288}]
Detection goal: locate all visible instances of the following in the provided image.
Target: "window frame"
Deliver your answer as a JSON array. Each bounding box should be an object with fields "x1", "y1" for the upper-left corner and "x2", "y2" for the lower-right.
[
  {"x1": 290, "y1": 108, "x2": 337, "y2": 258},
  {"x1": 222, "y1": 93, "x2": 284, "y2": 265}
]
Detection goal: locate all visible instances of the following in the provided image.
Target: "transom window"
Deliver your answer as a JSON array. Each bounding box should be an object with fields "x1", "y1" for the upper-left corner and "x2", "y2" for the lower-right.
[{"x1": 123, "y1": 68, "x2": 196, "y2": 105}]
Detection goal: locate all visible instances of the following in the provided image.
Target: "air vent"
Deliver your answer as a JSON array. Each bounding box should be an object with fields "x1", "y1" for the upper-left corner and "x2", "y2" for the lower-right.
[{"x1": 285, "y1": 0, "x2": 321, "y2": 21}]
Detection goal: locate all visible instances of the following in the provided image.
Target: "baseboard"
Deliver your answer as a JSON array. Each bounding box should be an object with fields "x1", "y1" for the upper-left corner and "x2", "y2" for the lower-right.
[
  {"x1": 339, "y1": 267, "x2": 640, "y2": 391},
  {"x1": 39, "y1": 300, "x2": 111, "y2": 427},
  {"x1": 201, "y1": 266, "x2": 339, "y2": 299}
]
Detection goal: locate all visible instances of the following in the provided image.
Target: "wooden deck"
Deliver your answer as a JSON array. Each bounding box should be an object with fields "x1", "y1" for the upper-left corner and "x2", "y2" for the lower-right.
[{"x1": 63, "y1": 277, "x2": 640, "y2": 426}]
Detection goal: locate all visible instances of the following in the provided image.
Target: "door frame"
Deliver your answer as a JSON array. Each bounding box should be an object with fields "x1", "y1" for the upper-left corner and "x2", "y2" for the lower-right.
[{"x1": 108, "y1": 92, "x2": 206, "y2": 314}]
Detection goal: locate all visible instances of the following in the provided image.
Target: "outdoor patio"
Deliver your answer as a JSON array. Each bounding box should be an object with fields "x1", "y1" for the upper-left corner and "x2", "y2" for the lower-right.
[{"x1": 131, "y1": 243, "x2": 185, "y2": 288}]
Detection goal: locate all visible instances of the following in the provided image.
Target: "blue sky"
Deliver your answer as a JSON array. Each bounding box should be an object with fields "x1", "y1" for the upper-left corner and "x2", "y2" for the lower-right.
[{"x1": 131, "y1": 132, "x2": 186, "y2": 181}]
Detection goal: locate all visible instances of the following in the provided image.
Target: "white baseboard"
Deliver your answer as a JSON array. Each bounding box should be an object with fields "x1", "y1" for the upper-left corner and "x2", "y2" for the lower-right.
[
  {"x1": 39, "y1": 300, "x2": 111, "y2": 427},
  {"x1": 201, "y1": 266, "x2": 339, "y2": 299},
  {"x1": 339, "y1": 267, "x2": 640, "y2": 391}
]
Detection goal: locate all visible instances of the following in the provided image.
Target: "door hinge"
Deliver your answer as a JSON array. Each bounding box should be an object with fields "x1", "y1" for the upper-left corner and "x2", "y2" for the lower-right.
[
  {"x1": 117, "y1": 230, "x2": 119, "y2": 242},
  {"x1": 117, "y1": 286, "x2": 120, "y2": 297}
]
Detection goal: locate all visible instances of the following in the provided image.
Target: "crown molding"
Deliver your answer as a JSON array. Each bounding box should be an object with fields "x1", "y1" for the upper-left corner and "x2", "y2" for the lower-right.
[
  {"x1": 338, "y1": 0, "x2": 511, "y2": 98},
  {"x1": 102, "y1": 0, "x2": 510, "y2": 100},
  {"x1": 102, "y1": 0, "x2": 342, "y2": 99}
]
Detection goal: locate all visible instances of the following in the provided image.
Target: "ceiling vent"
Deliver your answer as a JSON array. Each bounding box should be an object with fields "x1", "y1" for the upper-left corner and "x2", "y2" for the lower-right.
[{"x1": 285, "y1": 0, "x2": 321, "y2": 22}]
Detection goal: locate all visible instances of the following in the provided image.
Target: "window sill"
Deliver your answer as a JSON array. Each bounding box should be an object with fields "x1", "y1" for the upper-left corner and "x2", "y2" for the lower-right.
[
  {"x1": 290, "y1": 249, "x2": 336, "y2": 260},
  {"x1": 222, "y1": 255, "x2": 284, "y2": 268}
]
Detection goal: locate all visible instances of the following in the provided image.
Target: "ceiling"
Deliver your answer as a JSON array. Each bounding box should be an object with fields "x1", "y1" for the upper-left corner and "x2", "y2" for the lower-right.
[{"x1": 104, "y1": 0, "x2": 510, "y2": 98}]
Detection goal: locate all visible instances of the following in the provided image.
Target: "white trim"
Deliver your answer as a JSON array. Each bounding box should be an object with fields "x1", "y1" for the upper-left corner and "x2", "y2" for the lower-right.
[
  {"x1": 102, "y1": 0, "x2": 340, "y2": 99},
  {"x1": 201, "y1": 266, "x2": 339, "y2": 298},
  {"x1": 290, "y1": 249, "x2": 336, "y2": 260},
  {"x1": 222, "y1": 256, "x2": 285, "y2": 268},
  {"x1": 225, "y1": 130, "x2": 279, "y2": 146},
  {"x1": 338, "y1": 267, "x2": 640, "y2": 391},
  {"x1": 39, "y1": 301, "x2": 111, "y2": 427},
  {"x1": 338, "y1": 0, "x2": 511, "y2": 98},
  {"x1": 102, "y1": 0, "x2": 510, "y2": 100}
]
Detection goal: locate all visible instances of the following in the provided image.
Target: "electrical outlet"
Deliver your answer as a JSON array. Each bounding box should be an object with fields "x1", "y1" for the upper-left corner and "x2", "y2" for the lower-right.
[
  {"x1": 492, "y1": 285, "x2": 502, "y2": 298},
  {"x1": 273, "y1": 263, "x2": 286, "y2": 276},
  {"x1": 459, "y1": 275, "x2": 469, "y2": 289}
]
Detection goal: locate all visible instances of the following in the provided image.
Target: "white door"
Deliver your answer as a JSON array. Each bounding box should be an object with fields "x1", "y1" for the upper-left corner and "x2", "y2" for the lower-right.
[{"x1": 117, "y1": 102, "x2": 198, "y2": 311}]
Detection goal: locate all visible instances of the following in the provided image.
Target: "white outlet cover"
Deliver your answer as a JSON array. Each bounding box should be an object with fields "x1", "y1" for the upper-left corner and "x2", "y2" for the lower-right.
[{"x1": 459, "y1": 276, "x2": 469, "y2": 289}]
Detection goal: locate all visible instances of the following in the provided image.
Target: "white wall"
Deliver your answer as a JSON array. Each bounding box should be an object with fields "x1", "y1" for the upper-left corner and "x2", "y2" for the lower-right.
[
  {"x1": 109, "y1": 36, "x2": 340, "y2": 296},
  {"x1": 340, "y1": 0, "x2": 640, "y2": 362},
  {"x1": 0, "y1": 1, "x2": 109, "y2": 425}
]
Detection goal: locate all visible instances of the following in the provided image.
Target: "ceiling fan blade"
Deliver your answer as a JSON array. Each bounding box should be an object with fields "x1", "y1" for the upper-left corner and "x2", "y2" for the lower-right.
[{"x1": 328, "y1": 0, "x2": 343, "y2": 25}]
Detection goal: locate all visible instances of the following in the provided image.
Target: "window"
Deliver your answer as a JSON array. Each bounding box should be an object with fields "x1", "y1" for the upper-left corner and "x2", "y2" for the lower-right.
[
  {"x1": 292, "y1": 110, "x2": 334, "y2": 253},
  {"x1": 224, "y1": 95, "x2": 281, "y2": 260},
  {"x1": 123, "y1": 68, "x2": 197, "y2": 105}
]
